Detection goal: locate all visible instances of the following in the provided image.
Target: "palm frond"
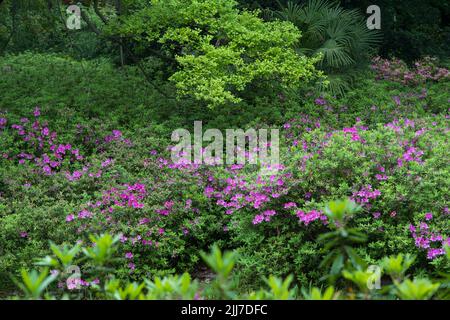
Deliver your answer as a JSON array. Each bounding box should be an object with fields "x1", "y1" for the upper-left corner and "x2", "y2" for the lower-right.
[
  {"x1": 274, "y1": 0, "x2": 381, "y2": 96},
  {"x1": 315, "y1": 39, "x2": 354, "y2": 68},
  {"x1": 316, "y1": 73, "x2": 351, "y2": 97}
]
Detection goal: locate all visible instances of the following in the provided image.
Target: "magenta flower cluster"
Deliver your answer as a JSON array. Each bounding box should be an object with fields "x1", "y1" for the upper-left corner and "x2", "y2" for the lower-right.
[
  {"x1": 66, "y1": 183, "x2": 147, "y2": 228},
  {"x1": 371, "y1": 56, "x2": 449, "y2": 85},
  {"x1": 1, "y1": 109, "x2": 132, "y2": 183},
  {"x1": 2, "y1": 94, "x2": 447, "y2": 270},
  {"x1": 409, "y1": 216, "x2": 449, "y2": 260},
  {"x1": 6, "y1": 107, "x2": 84, "y2": 176},
  {"x1": 204, "y1": 168, "x2": 292, "y2": 223},
  {"x1": 351, "y1": 185, "x2": 381, "y2": 206},
  {"x1": 64, "y1": 277, "x2": 100, "y2": 290},
  {"x1": 342, "y1": 125, "x2": 368, "y2": 143},
  {"x1": 295, "y1": 209, "x2": 327, "y2": 226},
  {"x1": 0, "y1": 117, "x2": 7, "y2": 130}
]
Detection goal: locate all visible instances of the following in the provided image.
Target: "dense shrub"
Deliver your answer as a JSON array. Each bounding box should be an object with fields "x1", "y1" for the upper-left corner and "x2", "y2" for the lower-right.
[
  {"x1": 9, "y1": 214, "x2": 450, "y2": 300},
  {"x1": 273, "y1": 0, "x2": 381, "y2": 96},
  {"x1": 371, "y1": 56, "x2": 450, "y2": 85},
  {"x1": 1, "y1": 53, "x2": 448, "y2": 297},
  {"x1": 106, "y1": 0, "x2": 323, "y2": 107}
]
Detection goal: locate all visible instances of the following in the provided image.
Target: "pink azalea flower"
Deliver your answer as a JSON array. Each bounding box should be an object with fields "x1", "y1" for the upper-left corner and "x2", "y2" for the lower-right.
[
  {"x1": 252, "y1": 214, "x2": 264, "y2": 225},
  {"x1": 125, "y1": 252, "x2": 133, "y2": 259},
  {"x1": 284, "y1": 202, "x2": 297, "y2": 209},
  {"x1": 33, "y1": 107, "x2": 41, "y2": 117}
]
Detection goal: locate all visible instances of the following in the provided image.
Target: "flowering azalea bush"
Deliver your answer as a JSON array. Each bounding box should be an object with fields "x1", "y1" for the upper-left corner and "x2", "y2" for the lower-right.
[
  {"x1": 9, "y1": 205, "x2": 450, "y2": 300},
  {"x1": 371, "y1": 56, "x2": 449, "y2": 85},
  {"x1": 0, "y1": 52, "x2": 449, "y2": 298}
]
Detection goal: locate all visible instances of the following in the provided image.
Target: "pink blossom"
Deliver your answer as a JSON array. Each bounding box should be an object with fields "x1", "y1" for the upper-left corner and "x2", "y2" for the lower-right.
[
  {"x1": 78, "y1": 209, "x2": 92, "y2": 219},
  {"x1": 393, "y1": 96, "x2": 401, "y2": 106},
  {"x1": 427, "y1": 248, "x2": 445, "y2": 260},
  {"x1": 252, "y1": 214, "x2": 264, "y2": 225},
  {"x1": 125, "y1": 252, "x2": 133, "y2": 259},
  {"x1": 284, "y1": 202, "x2": 297, "y2": 209}
]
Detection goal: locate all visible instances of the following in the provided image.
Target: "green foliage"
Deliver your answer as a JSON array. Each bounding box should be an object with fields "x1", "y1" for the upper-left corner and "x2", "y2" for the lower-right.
[
  {"x1": 0, "y1": 0, "x2": 62, "y2": 53},
  {"x1": 107, "y1": 0, "x2": 322, "y2": 107},
  {"x1": 12, "y1": 236, "x2": 295, "y2": 300},
  {"x1": 0, "y1": 6, "x2": 449, "y2": 300},
  {"x1": 105, "y1": 280, "x2": 146, "y2": 300},
  {"x1": 380, "y1": 253, "x2": 416, "y2": 282},
  {"x1": 201, "y1": 245, "x2": 236, "y2": 280},
  {"x1": 103, "y1": 273, "x2": 200, "y2": 300},
  {"x1": 0, "y1": 52, "x2": 176, "y2": 124},
  {"x1": 11, "y1": 229, "x2": 448, "y2": 300},
  {"x1": 346, "y1": 0, "x2": 450, "y2": 62},
  {"x1": 274, "y1": 0, "x2": 381, "y2": 96},
  {"x1": 278, "y1": 111, "x2": 449, "y2": 265},
  {"x1": 36, "y1": 242, "x2": 81, "y2": 269},
  {"x1": 144, "y1": 273, "x2": 199, "y2": 300},
  {"x1": 247, "y1": 275, "x2": 296, "y2": 300},
  {"x1": 301, "y1": 286, "x2": 337, "y2": 300},
  {"x1": 82, "y1": 234, "x2": 121, "y2": 266},
  {"x1": 323, "y1": 198, "x2": 361, "y2": 227},
  {"x1": 341, "y1": 269, "x2": 374, "y2": 293},
  {"x1": 393, "y1": 278, "x2": 440, "y2": 300},
  {"x1": 200, "y1": 244, "x2": 238, "y2": 299},
  {"x1": 258, "y1": 275, "x2": 296, "y2": 300},
  {"x1": 318, "y1": 199, "x2": 367, "y2": 283},
  {"x1": 13, "y1": 268, "x2": 57, "y2": 300}
]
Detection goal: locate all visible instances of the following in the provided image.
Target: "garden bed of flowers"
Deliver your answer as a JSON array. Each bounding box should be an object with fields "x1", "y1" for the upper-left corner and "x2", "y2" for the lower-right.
[{"x1": 0, "y1": 53, "x2": 449, "y2": 299}]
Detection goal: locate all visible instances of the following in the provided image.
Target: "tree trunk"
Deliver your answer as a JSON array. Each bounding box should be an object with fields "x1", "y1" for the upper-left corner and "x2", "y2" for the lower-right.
[{"x1": 115, "y1": 0, "x2": 125, "y2": 66}]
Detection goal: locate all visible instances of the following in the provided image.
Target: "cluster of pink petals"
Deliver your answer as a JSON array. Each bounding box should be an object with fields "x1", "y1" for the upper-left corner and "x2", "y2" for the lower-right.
[
  {"x1": 409, "y1": 217, "x2": 449, "y2": 260},
  {"x1": 7, "y1": 108, "x2": 85, "y2": 176},
  {"x1": 398, "y1": 146, "x2": 424, "y2": 167},
  {"x1": 0, "y1": 117, "x2": 7, "y2": 130},
  {"x1": 66, "y1": 183, "x2": 147, "y2": 224},
  {"x1": 352, "y1": 185, "x2": 381, "y2": 205},
  {"x1": 295, "y1": 209, "x2": 327, "y2": 226},
  {"x1": 371, "y1": 56, "x2": 449, "y2": 85},
  {"x1": 155, "y1": 200, "x2": 175, "y2": 216},
  {"x1": 342, "y1": 126, "x2": 367, "y2": 142},
  {"x1": 252, "y1": 210, "x2": 277, "y2": 225},
  {"x1": 65, "y1": 278, "x2": 100, "y2": 290},
  {"x1": 212, "y1": 173, "x2": 289, "y2": 215},
  {"x1": 2, "y1": 108, "x2": 118, "y2": 183}
]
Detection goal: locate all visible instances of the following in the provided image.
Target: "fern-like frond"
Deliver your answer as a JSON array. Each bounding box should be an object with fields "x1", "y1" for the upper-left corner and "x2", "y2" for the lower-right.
[
  {"x1": 274, "y1": 0, "x2": 381, "y2": 95},
  {"x1": 316, "y1": 39, "x2": 354, "y2": 68}
]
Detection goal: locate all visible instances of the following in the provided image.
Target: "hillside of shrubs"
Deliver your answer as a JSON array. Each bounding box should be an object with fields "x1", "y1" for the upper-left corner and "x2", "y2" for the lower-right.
[{"x1": 0, "y1": 0, "x2": 449, "y2": 300}]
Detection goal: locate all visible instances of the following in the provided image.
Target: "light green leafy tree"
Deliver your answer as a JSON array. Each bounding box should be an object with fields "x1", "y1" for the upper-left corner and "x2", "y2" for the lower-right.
[{"x1": 100, "y1": 0, "x2": 323, "y2": 107}]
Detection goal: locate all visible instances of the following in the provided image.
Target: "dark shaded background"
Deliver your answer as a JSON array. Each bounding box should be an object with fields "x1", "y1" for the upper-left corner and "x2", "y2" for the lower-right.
[{"x1": 239, "y1": 0, "x2": 450, "y2": 62}]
